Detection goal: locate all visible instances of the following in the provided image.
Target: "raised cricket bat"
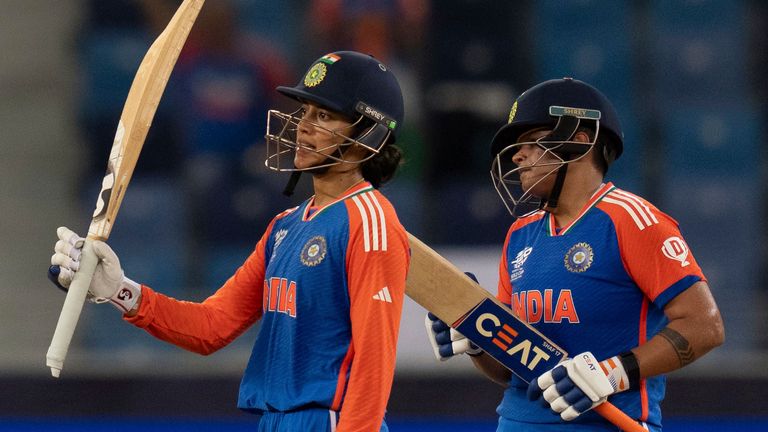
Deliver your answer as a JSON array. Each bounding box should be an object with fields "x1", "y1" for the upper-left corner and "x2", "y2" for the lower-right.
[
  {"x1": 406, "y1": 233, "x2": 646, "y2": 432},
  {"x1": 45, "y1": 0, "x2": 206, "y2": 378}
]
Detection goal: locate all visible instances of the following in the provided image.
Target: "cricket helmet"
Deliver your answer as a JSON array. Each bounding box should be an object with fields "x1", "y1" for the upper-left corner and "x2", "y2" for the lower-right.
[
  {"x1": 490, "y1": 77, "x2": 624, "y2": 160},
  {"x1": 489, "y1": 78, "x2": 624, "y2": 217},
  {"x1": 265, "y1": 51, "x2": 404, "y2": 175}
]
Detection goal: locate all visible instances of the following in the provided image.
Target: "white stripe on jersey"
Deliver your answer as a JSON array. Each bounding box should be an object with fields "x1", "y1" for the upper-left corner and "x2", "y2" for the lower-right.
[
  {"x1": 353, "y1": 192, "x2": 388, "y2": 252},
  {"x1": 370, "y1": 192, "x2": 388, "y2": 251},
  {"x1": 351, "y1": 196, "x2": 371, "y2": 252},
  {"x1": 329, "y1": 410, "x2": 338, "y2": 431},
  {"x1": 611, "y1": 189, "x2": 659, "y2": 224},
  {"x1": 602, "y1": 197, "x2": 645, "y2": 230},
  {"x1": 360, "y1": 192, "x2": 380, "y2": 251},
  {"x1": 603, "y1": 191, "x2": 658, "y2": 230}
]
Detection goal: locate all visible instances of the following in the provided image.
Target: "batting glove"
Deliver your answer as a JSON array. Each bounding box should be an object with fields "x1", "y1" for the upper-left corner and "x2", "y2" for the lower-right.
[
  {"x1": 48, "y1": 227, "x2": 141, "y2": 313},
  {"x1": 425, "y1": 312, "x2": 482, "y2": 360},
  {"x1": 424, "y1": 272, "x2": 483, "y2": 360},
  {"x1": 527, "y1": 352, "x2": 632, "y2": 421}
]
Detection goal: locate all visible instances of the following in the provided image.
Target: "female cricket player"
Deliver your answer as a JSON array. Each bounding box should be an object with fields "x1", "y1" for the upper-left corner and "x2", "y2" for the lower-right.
[
  {"x1": 50, "y1": 51, "x2": 409, "y2": 432},
  {"x1": 426, "y1": 77, "x2": 724, "y2": 431}
]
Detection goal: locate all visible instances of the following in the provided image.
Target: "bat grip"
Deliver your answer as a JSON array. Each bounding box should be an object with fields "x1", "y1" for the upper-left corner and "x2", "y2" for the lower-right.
[
  {"x1": 46, "y1": 238, "x2": 99, "y2": 378},
  {"x1": 595, "y1": 402, "x2": 647, "y2": 432}
]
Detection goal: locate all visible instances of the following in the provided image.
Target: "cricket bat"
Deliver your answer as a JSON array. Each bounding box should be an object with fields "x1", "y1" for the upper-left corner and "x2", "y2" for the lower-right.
[
  {"x1": 45, "y1": 0, "x2": 206, "y2": 378},
  {"x1": 406, "y1": 233, "x2": 646, "y2": 432}
]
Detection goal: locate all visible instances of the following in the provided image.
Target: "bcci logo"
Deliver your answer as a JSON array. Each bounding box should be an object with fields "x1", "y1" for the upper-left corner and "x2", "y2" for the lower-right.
[
  {"x1": 304, "y1": 62, "x2": 327, "y2": 87},
  {"x1": 564, "y1": 242, "x2": 593, "y2": 273},
  {"x1": 300, "y1": 236, "x2": 327, "y2": 267}
]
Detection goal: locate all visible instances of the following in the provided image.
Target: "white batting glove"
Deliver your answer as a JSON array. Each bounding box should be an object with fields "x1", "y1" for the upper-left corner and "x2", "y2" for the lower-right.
[
  {"x1": 527, "y1": 352, "x2": 631, "y2": 421},
  {"x1": 48, "y1": 227, "x2": 141, "y2": 313},
  {"x1": 425, "y1": 312, "x2": 482, "y2": 360}
]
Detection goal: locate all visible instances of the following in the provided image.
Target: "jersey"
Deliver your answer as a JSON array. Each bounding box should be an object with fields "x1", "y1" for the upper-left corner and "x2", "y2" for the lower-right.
[
  {"x1": 125, "y1": 181, "x2": 409, "y2": 432},
  {"x1": 495, "y1": 182, "x2": 705, "y2": 430}
]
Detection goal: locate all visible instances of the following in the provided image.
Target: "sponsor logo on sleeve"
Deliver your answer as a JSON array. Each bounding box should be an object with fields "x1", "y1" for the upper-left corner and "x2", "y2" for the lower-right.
[{"x1": 661, "y1": 236, "x2": 690, "y2": 267}]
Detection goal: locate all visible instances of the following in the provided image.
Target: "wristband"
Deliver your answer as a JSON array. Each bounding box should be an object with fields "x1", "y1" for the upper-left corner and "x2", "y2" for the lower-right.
[{"x1": 618, "y1": 351, "x2": 641, "y2": 390}]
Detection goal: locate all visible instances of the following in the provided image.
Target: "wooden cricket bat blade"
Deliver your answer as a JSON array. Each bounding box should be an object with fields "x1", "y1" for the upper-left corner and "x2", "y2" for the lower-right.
[
  {"x1": 405, "y1": 232, "x2": 646, "y2": 432},
  {"x1": 45, "y1": 0, "x2": 206, "y2": 378}
]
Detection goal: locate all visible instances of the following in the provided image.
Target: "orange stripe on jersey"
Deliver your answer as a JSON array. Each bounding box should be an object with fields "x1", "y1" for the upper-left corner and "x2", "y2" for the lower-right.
[
  {"x1": 331, "y1": 345, "x2": 355, "y2": 411},
  {"x1": 511, "y1": 211, "x2": 547, "y2": 233},
  {"x1": 639, "y1": 297, "x2": 650, "y2": 421}
]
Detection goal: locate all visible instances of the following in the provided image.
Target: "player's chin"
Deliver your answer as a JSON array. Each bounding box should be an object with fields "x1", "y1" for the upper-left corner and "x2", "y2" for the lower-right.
[{"x1": 293, "y1": 150, "x2": 318, "y2": 168}]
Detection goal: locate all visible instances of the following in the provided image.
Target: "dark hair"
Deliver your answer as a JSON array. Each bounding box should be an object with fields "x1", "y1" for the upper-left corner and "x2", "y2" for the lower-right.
[
  {"x1": 362, "y1": 142, "x2": 403, "y2": 188},
  {"x1": 577, "y1": 126, "x2": 618, "y2": 176}
]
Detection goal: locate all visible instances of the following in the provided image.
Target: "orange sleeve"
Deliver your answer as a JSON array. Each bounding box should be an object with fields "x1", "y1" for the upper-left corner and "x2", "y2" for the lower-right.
[
  {"x1": 598, "y1": 196, "x2": 706, "y2": 306},
  {"x1": 336, "y1": 194, "x2": 409, "y2": 432},
  {"x1": 124, "y1": 219, "x2": 276, "y2": 355}
]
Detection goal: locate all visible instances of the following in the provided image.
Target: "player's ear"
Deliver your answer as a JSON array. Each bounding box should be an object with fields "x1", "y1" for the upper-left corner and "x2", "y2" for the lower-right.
[{"x1": 573, "y1": 130, "x2": 592, "y2": 143}]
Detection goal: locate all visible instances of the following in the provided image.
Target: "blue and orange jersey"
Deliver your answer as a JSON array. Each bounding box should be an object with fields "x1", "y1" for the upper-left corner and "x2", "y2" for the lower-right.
[
  {"x1": 125, "y1": 181, "x2": 409, "y2": 432},
  {"x1": 495, "y1": 182, "x2": 705, "y2": 430}
]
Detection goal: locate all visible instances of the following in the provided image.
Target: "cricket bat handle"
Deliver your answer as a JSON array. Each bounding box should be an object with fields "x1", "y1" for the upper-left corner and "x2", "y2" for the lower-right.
[
  {"x1": 46, "y1": 238, "x2": 99, "y2": 378},
  {"x1": 595, "y1": 402, "x2": 646, "y2": 432}
]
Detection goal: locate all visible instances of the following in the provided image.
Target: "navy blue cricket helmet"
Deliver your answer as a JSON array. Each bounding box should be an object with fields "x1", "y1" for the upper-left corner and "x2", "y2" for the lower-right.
[
  {"x1": 276, "y1": 50, "x2": 404, "y2": 148},
  {"x1": 490, "y1": 77, "x2": 624, "y2": 162}
]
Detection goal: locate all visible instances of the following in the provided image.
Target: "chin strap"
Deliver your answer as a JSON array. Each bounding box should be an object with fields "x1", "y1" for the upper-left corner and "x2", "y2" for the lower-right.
[
  {"x1": 538, "y1": 115, "x2": 584, "y2": 210},
  {"x1": 282, "y1": 171, "x2": 302, "y2": 196},
  {"x1": 544, "y1": 163, "x2": 568, "y2": 209}
]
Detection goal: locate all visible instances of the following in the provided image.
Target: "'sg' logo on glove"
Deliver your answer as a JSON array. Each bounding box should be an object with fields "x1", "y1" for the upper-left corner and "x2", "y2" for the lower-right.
[{"x1": 117, "y1": 288, "x2": 133, "y2": 300}]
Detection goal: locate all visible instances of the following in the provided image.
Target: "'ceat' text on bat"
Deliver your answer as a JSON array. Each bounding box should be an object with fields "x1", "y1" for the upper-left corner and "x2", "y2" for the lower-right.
[{"x1": 405, "y1": 233, "x2": 646, "y2": 432}]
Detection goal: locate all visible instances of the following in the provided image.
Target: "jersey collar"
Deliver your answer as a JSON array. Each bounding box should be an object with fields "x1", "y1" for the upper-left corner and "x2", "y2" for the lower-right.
[
  {"x1": 302, "y1": 181, "x2": 374, "y2": 221},
  {"x1": 546, "y1": 182, "x2": 615, "y2": 236}
]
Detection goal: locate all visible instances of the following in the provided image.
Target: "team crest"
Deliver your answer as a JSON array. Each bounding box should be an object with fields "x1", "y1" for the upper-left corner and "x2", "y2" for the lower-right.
[
  {"x1": 564, "y1": 242, "x2": 593, "y2": 273},
  {"x1": 304, "y1": 62, "x2": 327, "y2": 87},
  {"x1": 300, "y1": 236, "x2": 327, "y2": 266}
]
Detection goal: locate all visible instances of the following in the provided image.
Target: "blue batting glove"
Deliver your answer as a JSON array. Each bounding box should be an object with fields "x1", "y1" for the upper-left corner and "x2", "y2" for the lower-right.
[
  {"x1": 527, "y1": 352, "x2": 630, "y2": 421},
  {"x1": 424, "y1": 271, "x2": 482, "y2": 360}
]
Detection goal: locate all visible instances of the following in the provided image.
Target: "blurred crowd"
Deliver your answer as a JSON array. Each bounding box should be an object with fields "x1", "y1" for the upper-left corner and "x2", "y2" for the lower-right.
[{"x1": 72, "y1": 0, "x2": 767, "y2": 351}]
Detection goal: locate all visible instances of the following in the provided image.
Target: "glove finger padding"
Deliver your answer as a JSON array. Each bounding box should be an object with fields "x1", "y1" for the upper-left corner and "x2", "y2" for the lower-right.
[
  {"x1": 47, "y1": 265, "x2": 69, "y2": 292},
  {"x1": 529, "y1": 352, "x2": 617, "y2": 421},
  {"x1": 425, "y1": 313, "x2": 449, "y2": 361},
  {"x1": 425, "y1": 312, "x2": 482, "y2": 361}
]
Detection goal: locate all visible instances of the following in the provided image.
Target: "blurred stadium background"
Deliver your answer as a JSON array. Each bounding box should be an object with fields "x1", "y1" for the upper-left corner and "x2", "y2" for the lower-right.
[{"x1": 1, "y1": 0, "x2": 767, "y2": 430}]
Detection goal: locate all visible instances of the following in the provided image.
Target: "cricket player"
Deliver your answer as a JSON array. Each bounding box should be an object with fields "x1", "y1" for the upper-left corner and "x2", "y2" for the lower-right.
[
  {"x1": 426, "y1": 77, "x2": 724, "y2": 431},
  {"x1": 50, "y1": 51, "x2": 410, "y2": 432}
]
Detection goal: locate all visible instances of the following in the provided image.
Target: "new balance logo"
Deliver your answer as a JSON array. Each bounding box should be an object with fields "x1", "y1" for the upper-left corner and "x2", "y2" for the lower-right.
[{"x1": 373, "y1": 287, "x2": 392, "y2": 303}]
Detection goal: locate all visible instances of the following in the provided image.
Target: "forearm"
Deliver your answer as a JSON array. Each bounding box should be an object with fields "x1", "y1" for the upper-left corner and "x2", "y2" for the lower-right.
[
  {"x1": 633, "y1": 316, "x2": 724, "y2": 378},
  {"x1": 471, "y1": 352, "x2": 511, "y2": 387},
  {"x1": 631, "y1": 282, "x2": 724, "y2": 378}
]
